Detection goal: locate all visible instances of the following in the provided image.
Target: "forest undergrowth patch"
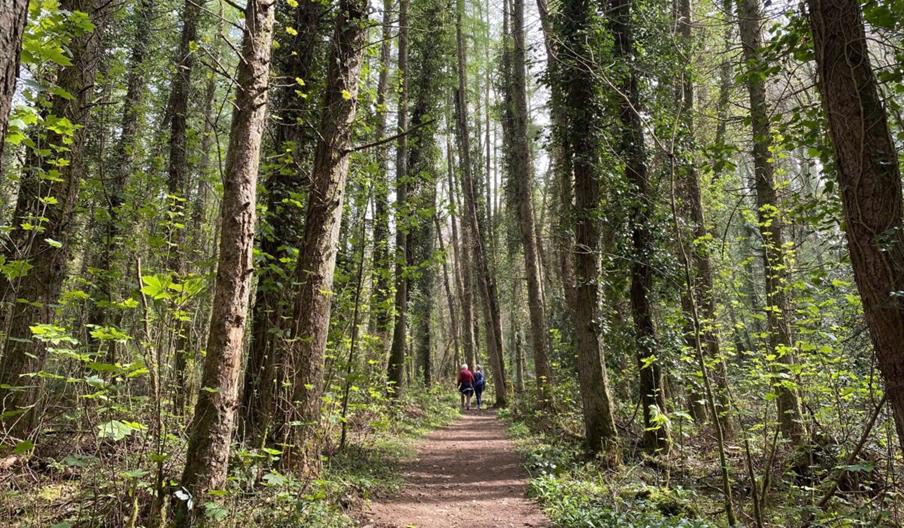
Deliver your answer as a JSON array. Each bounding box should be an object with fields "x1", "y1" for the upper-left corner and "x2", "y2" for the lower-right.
[{"x1": 0, "y1": 387, "x2": 459, "y2": 527}]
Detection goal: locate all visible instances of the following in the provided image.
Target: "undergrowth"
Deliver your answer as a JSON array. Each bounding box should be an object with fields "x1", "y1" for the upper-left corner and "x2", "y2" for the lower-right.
[
  {"x1": 1, "y1": 386, "x2": 459, "y2": 527},
  {"x1": 501, "y1": 410, "x2": 714, "y2": 528}
]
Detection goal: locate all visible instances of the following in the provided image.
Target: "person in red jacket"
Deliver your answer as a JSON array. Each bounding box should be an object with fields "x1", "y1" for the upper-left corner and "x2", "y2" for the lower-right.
[{"x1": 457, "y1": 364, "x2": 475, "y2": 410}]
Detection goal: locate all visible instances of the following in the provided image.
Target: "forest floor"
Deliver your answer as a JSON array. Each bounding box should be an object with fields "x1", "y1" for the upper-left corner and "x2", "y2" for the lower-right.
[{"x1": 359, "y1": 410, "x2": 551, "y2": 528}]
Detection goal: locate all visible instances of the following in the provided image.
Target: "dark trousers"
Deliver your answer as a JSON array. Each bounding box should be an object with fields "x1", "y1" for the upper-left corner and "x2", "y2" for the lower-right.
[{"x1": 475, "y1": 385, "x2": 484, "y2": 406}]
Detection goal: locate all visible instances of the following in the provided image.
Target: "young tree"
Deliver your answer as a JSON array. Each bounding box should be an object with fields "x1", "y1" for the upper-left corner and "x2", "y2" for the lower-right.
[
  {"x1": 173, "y1": 0, "x2": 275, "y2": 522},
  {"x1": 807, "y1": 0, "x2": 904, "y2": 454},
  {"x1": 286, "y1": 0, "x2": 370, "y2": 465},
  {"x1": 736, "y1": 0, "x2": 805, "y2": 443}
]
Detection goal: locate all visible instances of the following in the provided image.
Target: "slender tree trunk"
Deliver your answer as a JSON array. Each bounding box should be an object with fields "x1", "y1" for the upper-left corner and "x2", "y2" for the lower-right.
[
  {"x1": 446, "y1": 127, "x2": 476, "y2": 368},
  {"x1": 737, "y1": 0, "x2": 805, "y2": 444},
  {"x1": 287, "y1": 0, "x2": 369, "y2": 467},
  {"x1": 388, "y1": 0, "x2": 410, "y2": 395},
  {"x1": 556, "y1": 0, "x2": 620, "y2": 462},
  {"x1": 369, "y1": 0, "x2": 395, "y2": 344},
  {"x1": 87, "y1": 0, "x2": 155, "y2": 346},
  {"x1": 807, "y1": 0, "x2": 904, "y2": 455},
  {"x1": 0, "y1": 0, "x2": 110, "y2": 438},
  {"x1": 435, "y1": 215, "x2": 462, "y2": 369},
  {"x1": 507, "y1": 0, "x2": 553, "y2": 404},
  {"x1": 173, "y1": 0, "x2": 274, "y2": 522},
  {"x1": 455, "y1": 0, "x2": 508, "y2": 407},
  {"x1": 676, "y1": 0, "x2": 733, "y2": 436},
  {"x1": 0, "y1": 0, "x2": 28, "y2": 164}
]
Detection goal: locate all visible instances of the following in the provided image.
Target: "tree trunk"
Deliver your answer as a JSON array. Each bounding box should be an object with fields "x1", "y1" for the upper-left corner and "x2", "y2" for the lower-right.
[
  {"x1": 676, "y1": 0, "x2": 733, "y2": 436},
  {"x1": 455, "y1": 0, "x2": 508, "y2": 407},
  {"x1": 369, "y1": 0, "x2": 395, "y2": 344},
  {"x1": 286, "y1": 0, "x2": 369, "y2": 467},
  {"x1": 507, "y1": 0, "x2": 553, "y2": 404},
  {"x1": 435, "y1": 215, "x2": 462, "y2": 371},
  {"x1": 0, "y1": 0, "x2": 111, "y2": 438},
  {"x1": 87, "y1": 0, "x2": 156, "y2": 347},
  {"x1": 446, "y1": 129, "x2": 476, "y2": 368},
  {"x1": 242, "y1": 0, "x2": 325, "y2": 440},
  {"x1": 606, "y1": 0, "x2": 668, "y2": 453},
  {"x1": 0, "y1": 0, "x2": 28, "y2": 164},
  {"x1": 807, "y1": 0, "x2": 904, "y2": 455},
  {"x1": 737, "y1": 0, "x2": 805, "y2": 444},
  {"x1": 557, "y1": 0, "x2": 620, "y2": 462},
  {"x1": 388, "y1": 0, "x2": 410, "y2": 395},
  {"x1": 173, "y1": 0, "x2": 274, "y2": 522}
]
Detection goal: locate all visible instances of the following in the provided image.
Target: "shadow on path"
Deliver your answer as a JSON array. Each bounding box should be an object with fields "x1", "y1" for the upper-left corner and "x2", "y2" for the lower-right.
[{"x1": 360, "y1": 410, "x2": 551, "y2": 528}]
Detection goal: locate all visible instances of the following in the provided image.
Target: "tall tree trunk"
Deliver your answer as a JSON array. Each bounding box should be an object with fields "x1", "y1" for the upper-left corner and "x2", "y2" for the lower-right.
[
  {"x1": 369, "y1": 0, "x2": 395, "y2": 345},
  {"x1": 807, "y1": 0, "x2": 904, "y2": 455},
  {"x1": 607, "y1": 0, "x2": 668, "y2": 454},
  {"x1": 0, "y1": 0, "x2": 110, "y2": 439},
  {"x1": 435, "y1": 214, "x2": 462, "y2": 370},
  {"x1": 242, "y1": 0, "x2": 324, "y2": 440},
  {"x1": 173, "y1": 0, "x2": 274, "y2": 522},
  {"x1": 455, "y1": 0, "x2": 508, "y2": 407},
  {"x1": 534, "y1": 0, "x2": 577, "y2": 315},
  {"x1": 507, "y1": 0, "x2": 553, "y2": 404},
  {"x1": 286, "y1": 0, "x2": 369, "y2": 466},
  {"x1": 675, "y1": 0, "x2": 733, "y2": 436},
  {"x1": 87, "y1": 0, "x2": 156, "y2": 345},
  {"x1": 556, "y1": 0, "x2": 620, "y2": 462},
  {"x1": 737, "y1": 0, "x2": 805, "y2": 444},
  {"x1": 0, "y1": 0, "x2": 28, "y2": 164},
  {"x1": 388, "y1": 0, "x2": 410, "y2": 395},
  {"x1": 446, "y1": 127, "x2": 476, "y2": 368}
]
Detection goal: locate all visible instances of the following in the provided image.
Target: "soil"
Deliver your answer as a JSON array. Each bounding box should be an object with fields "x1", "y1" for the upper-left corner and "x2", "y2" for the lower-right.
[{"x1": 360, "y1": 410, "x2": 551, "y2": 528}]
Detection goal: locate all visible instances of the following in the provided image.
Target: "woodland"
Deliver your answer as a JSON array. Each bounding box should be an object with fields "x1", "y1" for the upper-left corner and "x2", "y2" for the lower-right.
[{"x1": 0, "y1": 0, "x2": 904, "y2": 525}]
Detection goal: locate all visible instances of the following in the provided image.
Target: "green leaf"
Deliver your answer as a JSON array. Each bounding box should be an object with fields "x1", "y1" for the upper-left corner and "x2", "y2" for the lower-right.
[{"x1": 97, "y1": 420, "x2": 146, "y2": 441}]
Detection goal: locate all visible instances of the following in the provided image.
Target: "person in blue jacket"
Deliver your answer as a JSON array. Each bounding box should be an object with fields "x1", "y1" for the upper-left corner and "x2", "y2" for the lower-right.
[{"x1": 473, "y1": 365, "x2": 486, "y2": 410}]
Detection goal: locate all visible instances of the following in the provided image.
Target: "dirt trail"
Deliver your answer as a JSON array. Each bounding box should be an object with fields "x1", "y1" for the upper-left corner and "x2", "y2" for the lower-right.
[{"x1": 361, "y1": 411, "x2": 551, "y2": 528}]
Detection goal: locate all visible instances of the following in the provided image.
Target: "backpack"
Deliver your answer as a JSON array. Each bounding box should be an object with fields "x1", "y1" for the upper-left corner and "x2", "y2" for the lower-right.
[{"x1": 474, "y1": 371, "x2": 485, "y2": 387}]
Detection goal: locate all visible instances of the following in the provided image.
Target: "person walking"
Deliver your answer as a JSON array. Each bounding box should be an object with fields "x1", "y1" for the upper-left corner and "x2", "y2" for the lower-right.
[
  {"x1": 457, "y1": 364, "x2": 475, "y2": 410},
  {"x1": 473, "y1": 365, "x2": 486, "y2": 410}
]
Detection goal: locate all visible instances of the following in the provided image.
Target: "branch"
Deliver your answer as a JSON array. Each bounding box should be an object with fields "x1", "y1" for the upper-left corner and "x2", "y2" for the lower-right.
[{"x1": 345, "y1": 118, "x2": 437, "y2": 153}]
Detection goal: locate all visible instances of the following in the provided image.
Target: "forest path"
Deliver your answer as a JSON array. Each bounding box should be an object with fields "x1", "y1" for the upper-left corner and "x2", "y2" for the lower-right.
[{"x1": 360, "y1": 410, "x2": 551, "y2": 528}]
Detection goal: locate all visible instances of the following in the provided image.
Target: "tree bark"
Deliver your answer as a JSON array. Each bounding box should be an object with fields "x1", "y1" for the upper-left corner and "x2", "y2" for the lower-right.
[
  {"x1": 507, "y1": 0, "x2": 553, "y2": 404},
  {"x1": 286, "y1": 0, "x2": 369, "y2": 466},
  {"x1": 0, "y1": 0, "x2": 28, "y2": 164},
  {"x1": 173, "y1": 0, "x2": 274, "y2": 522},
  {"x1": 0, "y1": 0, "x2": 111, "y2": 439},
  {"x1": 455, "y1": 0, "x2": 508, "y2": 407},
  {"x1": 807, "y1": 0, "x2": 904, "y2": 455},
  {"x1": 736, "y1": 0, "x2": 805, "y2": 444},
  {"x1": 242, "y1": 0, "x2": 325, "y2": 440},
  {"x1": 557, "y1": 0, "x2": 620, "y2": 462},
  {"x1": 446, "y1": 126, "x2": 476, "y2": 368}
]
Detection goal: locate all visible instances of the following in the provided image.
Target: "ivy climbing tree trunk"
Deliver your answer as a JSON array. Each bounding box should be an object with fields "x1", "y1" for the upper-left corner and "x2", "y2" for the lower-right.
[
  {"x1": 0, "y1": 0, "x2": 28, "y2": 163},
  {"x1": 556, "y1": 0, "x2": 620, "y2": 462},
  {"x1": 737, "y1": 0, "x2": 805, "y2": 444},
  {"x1": 608, "y1": 0, "x2": 668, "y2": 454},
  {"x1": 174, "y1": 0, "x2": 274, "y2": 522},
  {"x1": 0, "y1": 0, "x2": 111, "y2": 439},
  {"x1": 286, "y1": 0, "x2": 369, "y2": 467},
  {"x1": 388, "y1": 0, "x2": 410, "y2": 395},
  {"x1": 807, "y1": 0, "x2": 904, "y2": 455}
]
